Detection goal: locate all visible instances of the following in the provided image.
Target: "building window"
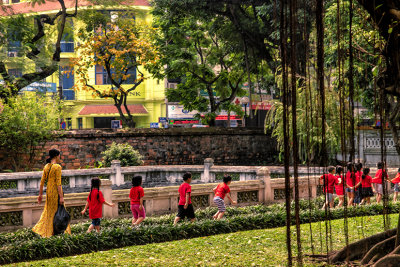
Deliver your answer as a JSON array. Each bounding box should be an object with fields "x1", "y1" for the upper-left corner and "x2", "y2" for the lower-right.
[
  {"x1": 8, "y1": 68, "x2": 22, "y2": 78},
  {"x1": 59, "y1": 66, "x2": 75, "y2": 100},
  {"x1": 66, "y1": 118, "x2": 72, "y2": 129},
  {"x1": 77, "y1": 118, "x2": 83, "y2": 129},
  {"x1": 95, "y1": 65, "x2": 136, "y2": 85},
  {"x1": 61, "y1": 19, "x2": 74, "y2": 53}
]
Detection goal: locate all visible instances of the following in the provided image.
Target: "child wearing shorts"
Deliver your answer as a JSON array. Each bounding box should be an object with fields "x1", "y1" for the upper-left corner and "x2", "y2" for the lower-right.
[
  {"x1": 372, "y1": 162, "x2": 389, "y2": 204},
  {"x1": 360, "y1": 168, "x2": 373, "y2": 205},
  {"x1": 174, "y1": 172, "x2": 195, "y2": 225},
  {"x1": 81, "y1": 178, "x2": 115, "y2": 233},
  {"x1": 213, "y1": 175, "x2": 236, "y2": 220},
  {"x1": 390, "y1": 168, "x2": 400, "y2": 202},
  {"x1": 129, "y1": 176, "x2": 145, "y2": 227},
  {"x1": 319, "y1": 166, "x2": 336, "y2": 209},
  {"x1": 335, "y1": 166, "x2": 345, "y2": 208}
]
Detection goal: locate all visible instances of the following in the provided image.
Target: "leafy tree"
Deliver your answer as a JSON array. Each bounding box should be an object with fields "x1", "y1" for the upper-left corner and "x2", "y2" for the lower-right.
[
  {"x1": 73, "y1": 13, "x2": 159, "y2": 128},
  {"x1": 0, "y1": 0, "x2": 79, "y2": 103},
  {"x1": 0, "y1": 95, "x2": 63, "y2": 171},
  {"x1": 152, "y1": 5, "x2": 248, "y2": 125},
  {"x1": 101, "y1": 142, "x2": 143, "y2": 167}
]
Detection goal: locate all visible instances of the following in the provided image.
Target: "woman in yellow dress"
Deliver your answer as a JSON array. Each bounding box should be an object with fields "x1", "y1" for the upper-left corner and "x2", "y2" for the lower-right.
[{"x1": 32, "y1": 148, "x2": 71, "y2": 237}]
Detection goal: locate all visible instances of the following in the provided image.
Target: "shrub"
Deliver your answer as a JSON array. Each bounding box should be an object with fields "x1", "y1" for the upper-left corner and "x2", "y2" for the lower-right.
[{"x1": 101, "y1": 142, "x2": 143, "y2": 167}]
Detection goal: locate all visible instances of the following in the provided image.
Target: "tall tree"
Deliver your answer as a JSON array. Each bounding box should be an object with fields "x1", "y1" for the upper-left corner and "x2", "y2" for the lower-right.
[
  {"x1": 73, "y1": 13, "x2": 159, "y2": 128},
  {"x1": 151, "y1": 8, "x2": 247, "y2": 125},
  {"x1": 0, "y1": 0, "x2": 78, "y2": 103}
]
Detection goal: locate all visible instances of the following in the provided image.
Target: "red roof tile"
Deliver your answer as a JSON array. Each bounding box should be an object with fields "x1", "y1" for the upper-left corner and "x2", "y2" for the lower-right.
[
  {"x1": 78, "y1": 104, "x2": 148, "y2": 116},
  {"x1": 0, "y1": 0, "x2": 150, "y2": 16}
]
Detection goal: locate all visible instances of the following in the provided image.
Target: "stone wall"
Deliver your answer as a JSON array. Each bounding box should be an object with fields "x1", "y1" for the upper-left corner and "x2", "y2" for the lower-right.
[{"x1": 0, "y1": 128, "x2": 278, "y2": 171}]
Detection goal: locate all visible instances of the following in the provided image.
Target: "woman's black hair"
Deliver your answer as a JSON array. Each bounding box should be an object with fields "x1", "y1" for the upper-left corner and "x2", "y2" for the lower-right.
[
  {"x1": 223, "y1": 175, "x2": 232, "y2": 184},
  {"x1": 89, "y1": 178, "x2": 101, "y2": 201},
  {"x1": 398, "y1": 168, "x2": 400, "y2": 173},
  {"x1": 355, "y1": 162, "x2": 363, "y2": 171},
  {"x1": 362, "y1": 167, "x2": 370, "y2": 180},
  {"x1": 336, "y1": 165, "x2": 343, "y2": 175},
  {"x1": 347, "y1": 162, "x2": 354, "y2": 172},
  {"x1": 132, "y1": 176, "x2": 142, "y2": 187},
  {"x1": 46, "y1": 148, "x2": 60, "y2": 164}
]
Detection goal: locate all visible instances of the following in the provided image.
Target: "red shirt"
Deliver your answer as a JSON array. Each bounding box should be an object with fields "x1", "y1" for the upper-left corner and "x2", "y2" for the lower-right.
[
  {"x1": 214, "y1": 183, "x2": 231, "y2": 199},
  {"x1": 320, "y1": 173, "x2": 337, "y2": 193},
  {"x1": 356, "y1": 171, "x2": 362, "y2": 181},
  {"x1": 361, "y1": 175, "x2": 372, "y2": 188},
  {"x1": 178, "y1": 182, "x2": 192, "y2": 205},
  {"x1": 335, "y1": 175, "x2": 344, "y2": 196},
  {"x1": 346, "y1": 171, "x2": 358, "y2": 187},
  {"x1": 129, "y1": 186, "x2": 144, "y2": 205},
  {"x1": 372, "y1": 169, "x2": 388, "y2": 184},
  {"x1": 392, "y1": 173, "x2": 400, "y2": 184},
  {"x1": 87, "y1": 189, "x2": 105, "y2": 219}
]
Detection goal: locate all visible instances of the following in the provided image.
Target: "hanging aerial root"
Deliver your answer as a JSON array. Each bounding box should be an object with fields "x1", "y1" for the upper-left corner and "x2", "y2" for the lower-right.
[{"x1": 327, "y1": 228, "x2": 396, "y2": 264}]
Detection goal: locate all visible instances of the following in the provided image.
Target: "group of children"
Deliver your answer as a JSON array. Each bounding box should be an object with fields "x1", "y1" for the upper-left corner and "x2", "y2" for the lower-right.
[
  {"x1": 81, "y1": 173, "x2": 236, "y2": 233},
  {"x1": 320, "y1": 162, "x2": 400, "y2": 209}
]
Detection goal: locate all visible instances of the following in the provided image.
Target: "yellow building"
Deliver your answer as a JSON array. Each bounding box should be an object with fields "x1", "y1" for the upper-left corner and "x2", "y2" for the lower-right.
[{"x1": 1, "y1": 0, "x2": 166, "y2": 129}]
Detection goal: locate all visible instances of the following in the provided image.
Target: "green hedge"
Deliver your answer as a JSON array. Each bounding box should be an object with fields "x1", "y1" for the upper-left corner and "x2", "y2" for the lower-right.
[{"x1": 0, "y1": 201, "x2": 399, "y2": 264}]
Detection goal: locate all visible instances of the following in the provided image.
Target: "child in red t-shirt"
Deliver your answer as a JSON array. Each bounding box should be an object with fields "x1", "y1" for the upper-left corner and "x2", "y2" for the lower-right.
[
  {"x1": 390, "y1": 168, "x2": 400, "y2": 202},
  {"x1": 81, "y1": 178, "x2": 115, "y2": 233},
  {"x1": 360, "y1": 168, "x2": 373, "y2": 205},
  {"x1": 213, "y1": 175, "x2": 236, "y2": 220},
  {"x1": 372, "y1": 162, "x2": 390, "y2": 204},
  {"x1": 335, "y1": 166, "x2": 345, "y2": 207},
  {"x1": 130, "y1": 176, "x2": 145, "y2": 227},
  {"x1": 174, "y1": 172, "x2": 195, "y2": 225},
  {"x1": 319, "y1": 166, "x2": 336, "y2": 209},
  {"x1": 345, "y1": 162, "x2": 361, "y2": 207}
]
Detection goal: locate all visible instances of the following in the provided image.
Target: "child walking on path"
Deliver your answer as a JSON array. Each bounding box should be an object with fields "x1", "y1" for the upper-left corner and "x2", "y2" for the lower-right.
[
  {"x1": 354, "y1": 163, "x2": 363, "y2": 204},
  {"x1": 335, "y1": 166, "x2": 345, "y2": 208},
  {"x1": 81, "y1": 178, "x2": 115, "y2": 233},
  {"x1": 213, "y1": 175, "x2": 237, "y2": 220},
  {"x1": 174, "y1": 172, "x2": 195, "y2": 225},
  {"x1": 360, "y1": 168, "x2": 373, "y2": 205},
  {"x1": 346, "y1": 162, "x2": 361, "y2": 207},
  {"x1": 319, "y1": 166, "x2": 337, "y2": 209},
  {"x1": 390, "y1": 168, "x2": 400, "y2": 202},
  {"x1": 372, "y1": 162, "x2": 390, "y2": 204},
  {"x1": 130, "y1": 176, "x2": 145, "y2": 227}
]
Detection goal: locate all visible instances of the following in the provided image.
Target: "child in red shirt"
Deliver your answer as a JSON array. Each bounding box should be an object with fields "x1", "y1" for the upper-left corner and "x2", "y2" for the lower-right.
[
  {"x1": 390, "y1": 168, "x2": 400, "y2": 202},
  {"x1": 130, "y1": 176, "x2": 145, "y2": 227},
  {"x1": 81, "y1": 178, "x2": 115, "y2": 233},
  {"x1": 360, "y1": 168, "x2": 373, "y2": 205},
  {"x1": 319, "y1": 166, "x2": 336, "y2": 209},
  {"x1": 335, "y1": 166, "x2": 345, "y2": 207},
  {"x1": 174, "y1": 172, "x2": 195, "y2": 225},
  {"x1": 372, "y1": 162, "x2": 390, "y2": 204},
  {"x1": 345, "y1": 162, "x2": 360, "y2": 207},
  {"x1": 213, "y1": 175, "x2": 236, "y2": 220}
]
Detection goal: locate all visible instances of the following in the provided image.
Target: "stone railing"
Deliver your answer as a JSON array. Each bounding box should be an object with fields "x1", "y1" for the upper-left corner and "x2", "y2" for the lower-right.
[
  {"x1": 0, "y1": 159, "x2": 328, "y2": 197},
  {"x1": 0, "y1": 168, "x2": 327, "y2": 231}
]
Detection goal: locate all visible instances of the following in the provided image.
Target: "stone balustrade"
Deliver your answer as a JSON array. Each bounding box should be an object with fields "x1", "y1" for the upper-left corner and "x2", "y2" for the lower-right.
[{"x1": 0, "y1": 167, "x2": 329, "y2": 231}]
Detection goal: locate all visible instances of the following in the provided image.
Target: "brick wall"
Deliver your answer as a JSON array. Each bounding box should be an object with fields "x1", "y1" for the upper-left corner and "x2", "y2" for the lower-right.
[{"x1": 0, "y1": 128, "x2": 278, "y2": 170}]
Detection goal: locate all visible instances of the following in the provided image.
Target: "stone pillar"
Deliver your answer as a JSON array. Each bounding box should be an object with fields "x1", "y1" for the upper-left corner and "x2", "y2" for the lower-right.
[
  {"x1": 17, "y1": 180, "x2": 25, "y2": 192},
  {"x1": 69, "y1": 177, "x2": 76, "y2": 188},
  {"x1": 257, "y1": 167, "x2": 272, "y2": 203},
  {"x1": 111, "y1": 160, "x2": 123, "y2": 186},
  {"x1": 23, "y1": 209, "x2": 32, "y2": 227},
  {"x1": 203, "y1": 158, "x2": 214, "y2": 183},
  {"x1": 230, "y1": 191, "x2": 238, "y2": 204},
  {"x1": 145, "y1": 199, "x2": 154, "y2": 216},
  {"x1": 170, "y1": 196, "x2": 178, "y2": 212},
  {"x1": 100, "y1": 179, "x2": 116, "y2": 218}
]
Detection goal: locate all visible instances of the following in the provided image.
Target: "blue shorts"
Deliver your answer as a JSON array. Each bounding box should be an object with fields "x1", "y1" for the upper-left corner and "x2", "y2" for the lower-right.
[
  {"x1": 395, "y1": 184, "x2": 400, "y2": 192},
  {"x1": 324, "y1": 193, "x2": 333, "y2": 202},
  {"x1": 91, "y1": 218, "x2": 101, "y2": 226},
  {"x1": 346, "y1": 188, "x2": 355, "y2": 193}
]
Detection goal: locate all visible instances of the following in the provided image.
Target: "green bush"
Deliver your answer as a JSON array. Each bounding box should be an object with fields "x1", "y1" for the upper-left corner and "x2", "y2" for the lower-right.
[{"x1": 101, "y1": 142, "x2": 143, "y2": 167}]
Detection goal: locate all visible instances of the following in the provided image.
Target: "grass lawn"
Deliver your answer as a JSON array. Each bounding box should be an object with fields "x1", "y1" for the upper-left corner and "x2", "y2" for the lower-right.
[{"x1": 8, "y1": 213, "x2": 399, "y2": 267}]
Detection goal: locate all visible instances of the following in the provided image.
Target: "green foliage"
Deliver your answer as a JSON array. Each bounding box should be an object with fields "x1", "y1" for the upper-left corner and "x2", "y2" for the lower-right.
[
  {"x1": 0, "y1": 95, "x2": 62, "y2": 171},
  {"x1": 101, "y1": 142, "x2": 143, "y2": 167}
]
